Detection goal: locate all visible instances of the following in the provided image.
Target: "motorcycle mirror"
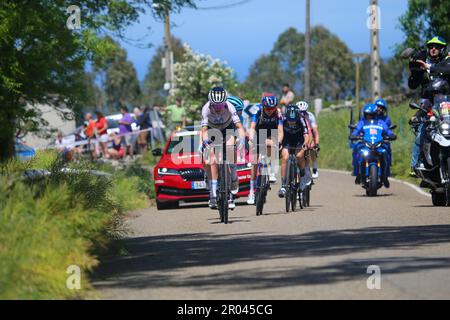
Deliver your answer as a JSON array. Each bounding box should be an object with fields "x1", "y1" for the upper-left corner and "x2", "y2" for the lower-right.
[
  {"x1": 348, "y1": 124, "x2": 356, "y2": 130},
  {"x1": 409, "y1": 102, "x2": 421, "y2": 110},
  {"x1": 401, "y1": 48, "x2": 415, "y2": 59},
  {"x1": 389, "y1": 125, "x2": 397, "y2": 130}
]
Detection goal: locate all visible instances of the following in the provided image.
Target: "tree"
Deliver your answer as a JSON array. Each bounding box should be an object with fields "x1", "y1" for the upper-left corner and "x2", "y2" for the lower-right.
[
  {"x1": 399, "y1": 0, "x2": 450, "y2": 50},
  {"x1": 245, "y1": 55, "x2": 285, "y2": 95},
  {"x1": 104, "y1": 38, "x2": 141, "y2": 112},
  {"x1": 142, "y1": 37, "x2": 186, "y2": 106},
  {"x1": 0, "y1": 0, "x2": 196, "y2": 161},
  {"x1": 309, "y1": 26, "x2": 354, "y2": 100},
  {"x1": 244, "y1": 26, "x2": 355, "y2": 101},
  {"x1": 171, "y1": 44, "x2": 238, "y2": 119}
]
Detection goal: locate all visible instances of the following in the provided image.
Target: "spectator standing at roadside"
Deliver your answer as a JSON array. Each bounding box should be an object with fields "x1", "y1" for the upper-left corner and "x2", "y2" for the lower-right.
[
  {"x1": 166, "y1": 97, "x2": 186, "y2": 132},
  {"x1": 83, "y1": 112, "x2": 96, "y2": 159},
  {"x1": 279, "y1": 83, "x2": 295, "y2": 114},
  {"x1": 95, "y1": 111, "x2": 108, "y2": 158},
  {"x1": 119, "y1": 106, "x2": 134, "y2": 158},
  {"x1": 137, "y1": 105, "x2": 152, "y2": 153}
]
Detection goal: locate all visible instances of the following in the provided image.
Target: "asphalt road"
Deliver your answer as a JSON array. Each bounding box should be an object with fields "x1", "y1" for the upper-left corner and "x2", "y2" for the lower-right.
[{"x1": 94, "y1": 170, "x2": 450, "y2": 300}]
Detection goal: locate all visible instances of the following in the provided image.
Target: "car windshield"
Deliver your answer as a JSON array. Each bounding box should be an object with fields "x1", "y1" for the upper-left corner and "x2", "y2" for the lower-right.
[
  {"x1": 166, "y1": 134, "x2": 200, "y2": 155},
  {"x1": 107, "y1": 119, "x2": 119, "y2": 129}
]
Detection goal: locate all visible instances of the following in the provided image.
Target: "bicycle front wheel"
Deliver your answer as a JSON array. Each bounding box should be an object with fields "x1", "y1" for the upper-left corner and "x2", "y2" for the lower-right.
[{"x1": 256, "y1": 174, "x2": 266, "y2": 216}]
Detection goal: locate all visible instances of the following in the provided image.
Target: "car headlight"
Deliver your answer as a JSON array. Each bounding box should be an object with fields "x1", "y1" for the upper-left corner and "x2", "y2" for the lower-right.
[
  {"x1": 441, "y1": 123, "x2": 450, "y2": 130},
  {"x1": 157, "y1": 168, "x2": 180, "y2": 176}
]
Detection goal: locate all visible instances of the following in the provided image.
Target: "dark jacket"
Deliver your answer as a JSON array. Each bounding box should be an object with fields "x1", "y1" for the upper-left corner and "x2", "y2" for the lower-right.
[{"x1": 408, "y1": 49, "x2": 450, "y2": 94}]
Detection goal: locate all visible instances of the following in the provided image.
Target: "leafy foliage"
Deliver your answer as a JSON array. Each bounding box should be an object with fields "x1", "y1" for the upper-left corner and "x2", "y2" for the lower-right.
[
  {"x1": 244, "y1": 26, "x2": 355, "y2": 101},
  {"x1": 103, "y1": 37, "x2": 141, "y2": 112},
  {"x1": 0, "y1": 150, "x2": 150, "y2": 299},
  {"x1": 142, "y1": 37, "x2": 186, "y2": 106},
  {"x1": 170, "y1": 44, "x2": 238, "y2": 119},
  {"x1": 0, "y1": 0, "x2": 195, "y2": 161},
  {"x1": 399, "y1": 0, "x2": 450, "y2": 50}
]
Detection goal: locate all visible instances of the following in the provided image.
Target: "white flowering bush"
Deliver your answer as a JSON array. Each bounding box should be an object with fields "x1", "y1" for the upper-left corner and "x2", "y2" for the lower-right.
[{"x1": 171, "y1": 44, "x2": 238, "y2": 120}]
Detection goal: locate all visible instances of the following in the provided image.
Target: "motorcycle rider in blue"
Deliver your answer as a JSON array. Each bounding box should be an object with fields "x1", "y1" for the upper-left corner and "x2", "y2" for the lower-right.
[
  {"x1": 351, "y1": 104, "x2": 397, "y2": 188},
  {"x1": 375, "y1": 99, "x2": 393, "y2": 176}
]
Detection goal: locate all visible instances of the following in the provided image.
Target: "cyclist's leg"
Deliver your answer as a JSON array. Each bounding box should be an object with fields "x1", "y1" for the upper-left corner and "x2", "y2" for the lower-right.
[
  {"x1": 280, "y1": 148, "x2": 289, "y2": 185},
  {"x1": 279, "y1": 148, "x2": 289, "y2": 197}
]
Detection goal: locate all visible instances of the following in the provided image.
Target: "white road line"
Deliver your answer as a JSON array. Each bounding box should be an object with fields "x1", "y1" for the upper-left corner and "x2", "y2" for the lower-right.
[{"x1": 321, "y1": 168, "x2": 431, "y2": 198}]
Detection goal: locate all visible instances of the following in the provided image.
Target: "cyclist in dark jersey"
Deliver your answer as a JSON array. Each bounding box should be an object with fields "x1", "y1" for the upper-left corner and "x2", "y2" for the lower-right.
[
  {"x1": 279, "y1": 104, "x2": 310, "y2": 198},
  {"x1": 247, "y1": 95, "x2": 284, "y2": 205}
]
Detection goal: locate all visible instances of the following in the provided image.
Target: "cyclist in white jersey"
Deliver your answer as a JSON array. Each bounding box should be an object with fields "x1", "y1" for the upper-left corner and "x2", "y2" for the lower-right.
[
  {"x1": 201, "y1": 87, "x2": 246, "y2": 209},
  {"x1": 297, "y1": 101, "x2": 320, "y2": 179}
]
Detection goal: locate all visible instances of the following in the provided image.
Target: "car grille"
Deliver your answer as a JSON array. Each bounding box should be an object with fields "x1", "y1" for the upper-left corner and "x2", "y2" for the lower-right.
[{"x1": 179, "y1": 168, "x2": 205, "y2": 181}]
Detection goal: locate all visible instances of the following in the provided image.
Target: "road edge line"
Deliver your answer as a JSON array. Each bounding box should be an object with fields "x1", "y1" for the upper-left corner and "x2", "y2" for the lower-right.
[{"x1": 321, "y1": 168, "x2": 431, "y2": 198}]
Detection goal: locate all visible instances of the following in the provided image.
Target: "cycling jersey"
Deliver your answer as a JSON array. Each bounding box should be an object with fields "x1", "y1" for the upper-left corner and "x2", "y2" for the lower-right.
[
  {"x1": 306, "y1": 111, "x2": 317, "y2": 129},
  {"x1": 201, "y1": 101, "x2": 241, "y2": 130},
  {"x1": 282, "y1": 118, "x2": 308, "y2": 148},
  {"x1": 252, "y1": 105, "x2": 283, "y2": 131}
]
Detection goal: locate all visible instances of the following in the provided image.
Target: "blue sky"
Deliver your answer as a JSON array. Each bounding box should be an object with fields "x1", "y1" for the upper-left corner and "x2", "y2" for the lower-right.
[{"x1": 119, "y1": 0, "x2": 409, "y2": 82}]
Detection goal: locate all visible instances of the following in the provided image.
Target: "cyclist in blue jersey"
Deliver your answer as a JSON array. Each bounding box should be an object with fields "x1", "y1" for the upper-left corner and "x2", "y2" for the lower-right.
[{"x1": 247, "y1": 95, "x2": 284, "y2": 205}]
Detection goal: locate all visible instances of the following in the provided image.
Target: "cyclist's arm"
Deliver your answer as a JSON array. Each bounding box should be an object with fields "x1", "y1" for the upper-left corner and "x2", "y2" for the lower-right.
[
  {"x1": 201, "y1": 126, "x2": 209, "y2": 145},
  {"x1": 313, "y1": 127, "x2": 320, "y2": 145},
  {"x1": 200, "y1": 103, "x2": 210, "y2": 144},
  {"x1": 235, "y1": 122, "x2": 246, "y2": 142},
  {"x1": 249, "y1": 114, "x2": 258, "y2": 141},
  {"x1": 277, "y1": 124, "x2": 284, "y2": 145}
]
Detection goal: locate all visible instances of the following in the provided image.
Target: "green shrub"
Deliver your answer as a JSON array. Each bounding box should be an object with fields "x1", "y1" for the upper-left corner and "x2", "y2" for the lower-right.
[{"x1": 0, "y1": 151, "x2": 151, "y2": 299}]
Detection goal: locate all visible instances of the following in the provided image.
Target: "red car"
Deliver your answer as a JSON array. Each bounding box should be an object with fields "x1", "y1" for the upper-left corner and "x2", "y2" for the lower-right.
[{"x1": 153, "y1": 127, "x2": 252, "y2": 210}]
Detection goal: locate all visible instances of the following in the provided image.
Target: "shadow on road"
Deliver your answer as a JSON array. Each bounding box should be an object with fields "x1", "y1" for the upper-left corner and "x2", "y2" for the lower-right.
[{"x1": 94, "y1": 225, "x2": 450, "y2": 291}]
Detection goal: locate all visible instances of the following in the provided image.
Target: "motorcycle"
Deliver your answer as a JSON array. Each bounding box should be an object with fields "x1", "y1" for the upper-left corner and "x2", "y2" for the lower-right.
[
  {"x1": 410, "y1": 94, "x2": 450, "y2": 206},
  {"x1": 350, "y1": 122, "x2": 395, "y2": 197}
]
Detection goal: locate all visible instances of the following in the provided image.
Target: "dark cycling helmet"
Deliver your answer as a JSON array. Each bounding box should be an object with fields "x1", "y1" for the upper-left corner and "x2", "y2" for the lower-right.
[
  {"x1": 426, "y1": 36, "x2": 448, "y2": 59},
  {"x1": 286, "y1": 104, "x2": 300, "y2": 121},
  {"x1": 208, "y1": 86, "x2": 228, "y2": 104},
  {"x1": 363, "y1": 104, "x2": 378, "y2": 118},
  {"x1": 262, "y1": 95, "x2": 278, "y2": 109},
  {"x1": 375, "y1": 99, "x2": 388, "y2": 111}
]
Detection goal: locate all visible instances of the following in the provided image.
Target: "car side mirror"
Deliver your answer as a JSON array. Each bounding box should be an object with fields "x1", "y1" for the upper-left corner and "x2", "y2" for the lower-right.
[{"x1": 152, "y1": 148, "x2": 162, "y2": 157}]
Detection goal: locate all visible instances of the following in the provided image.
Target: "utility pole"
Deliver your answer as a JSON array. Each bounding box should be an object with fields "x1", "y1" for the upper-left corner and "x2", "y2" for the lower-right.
[
  {"x1": 353, "y1": 53, "x2": 369, "y2": 116},
  {"x1": 369, "y1": 0, "x2": 381, "y2": 100},
  {"x1": 304, "y1": 0, "x2": 311, "y2": 102},
  {"x1": 163, "y1": 1, "x2": 174, "y2": 92}
]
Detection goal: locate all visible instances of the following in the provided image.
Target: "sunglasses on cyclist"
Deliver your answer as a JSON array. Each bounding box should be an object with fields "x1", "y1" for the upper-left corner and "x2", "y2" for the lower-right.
[{"x1": 428, "y1": 44, "x2": 443, "y2": 50}]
